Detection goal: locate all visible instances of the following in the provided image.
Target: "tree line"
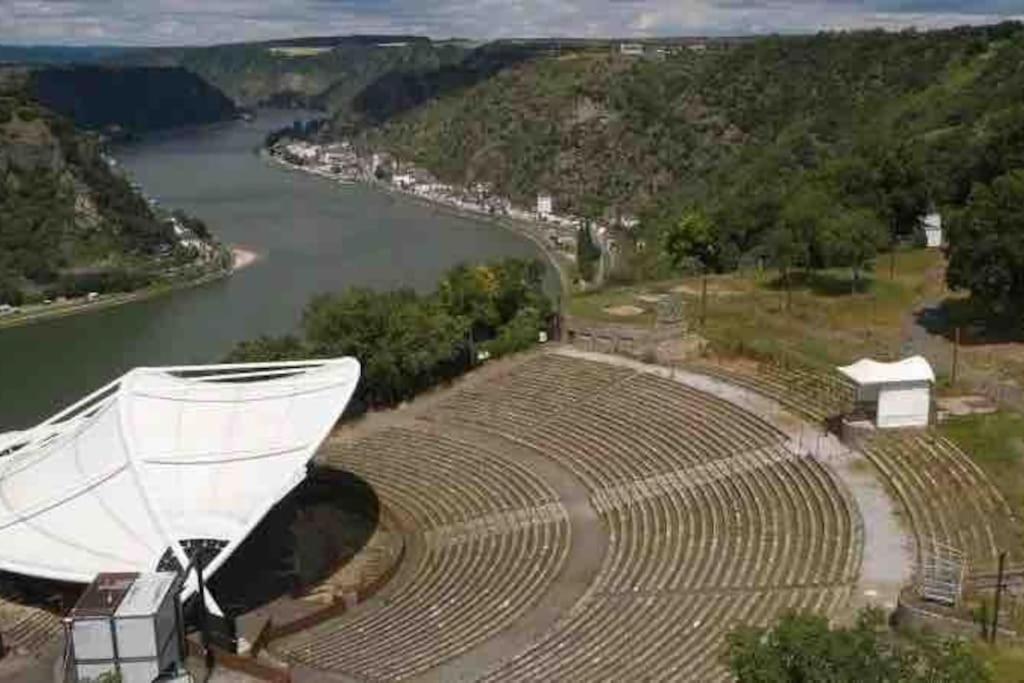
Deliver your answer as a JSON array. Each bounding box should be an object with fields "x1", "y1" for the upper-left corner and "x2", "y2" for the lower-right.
[
  {"x1": 0, "y1": 78, "x2": 218, "y2": 305},
  {"x1": 226, "y1": 258, "x2": 553, "y2": 412},
  {"x1": 726, "y1": 609, "x2": 990, "y2": 682}
]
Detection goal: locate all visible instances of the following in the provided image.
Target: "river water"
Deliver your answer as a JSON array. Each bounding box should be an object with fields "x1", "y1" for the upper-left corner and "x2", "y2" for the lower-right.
[{"x1": 0, "y1": 112, "x2": 547, "y2": 430}]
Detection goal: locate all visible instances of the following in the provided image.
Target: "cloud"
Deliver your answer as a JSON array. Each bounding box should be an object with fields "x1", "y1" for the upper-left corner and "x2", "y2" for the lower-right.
[{"x1": 0, "y1": 0, "x2": 1022, "y2": 45}]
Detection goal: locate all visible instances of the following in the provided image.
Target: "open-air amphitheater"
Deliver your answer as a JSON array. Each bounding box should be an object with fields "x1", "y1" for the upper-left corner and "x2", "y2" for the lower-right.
[
  {"x1": 0, "y1": 347, "x2": 1020, "y2": 681},
  {"x1": 269, "y1": 348, "x2": 1019, "y2": 681}
]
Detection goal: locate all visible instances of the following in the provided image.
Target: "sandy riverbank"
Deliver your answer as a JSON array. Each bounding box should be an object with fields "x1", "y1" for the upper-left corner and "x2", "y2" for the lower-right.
[{"x1": 232, "y1": 245, "x2": 262, "y2": 272}]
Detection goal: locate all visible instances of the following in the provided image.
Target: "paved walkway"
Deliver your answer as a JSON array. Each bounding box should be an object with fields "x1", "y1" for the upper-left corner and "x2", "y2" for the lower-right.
[
  {"x1": 554, "y1": 347, "x2": 914, "y2": 616},
  {"x1": 417, "y1": 425, "x2": 606, "y2": 683},
  {"x1": 289, "y1": 418, "x2": 607, "y2": 683}
]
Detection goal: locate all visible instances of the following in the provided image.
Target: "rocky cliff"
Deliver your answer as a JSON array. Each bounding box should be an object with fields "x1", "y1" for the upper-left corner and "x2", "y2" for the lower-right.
[{"x1": 0, "y1": 68, "x2": 219, "y2": 305}]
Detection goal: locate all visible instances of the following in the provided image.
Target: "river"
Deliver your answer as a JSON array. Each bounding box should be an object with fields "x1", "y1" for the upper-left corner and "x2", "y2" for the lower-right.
[{"x1": 0, "y1": 112, "x2": 548, "y2": 430}]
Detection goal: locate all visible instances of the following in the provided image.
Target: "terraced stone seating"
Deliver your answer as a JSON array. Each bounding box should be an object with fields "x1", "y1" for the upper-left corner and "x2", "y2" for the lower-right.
[
  {"x1": 275, "y1": 427, "x2": 570, "y2": 680},
  {"x1": 430, "y1": 353, "x2": 634, "y2": 436},
  {"x1": 0, "y1": 594, "x2": 62, "y2": 654},
  {"x1": 863, "y1": 432, "x2": 1020, "y2": 577},
  {"x1": 462, "y1": 368, "x2": 860, "y2": 681},
  {"x1": 688, "y1": 359, "x2": 855, "y2": 424},
  {"x1": 279, "y1": 353, "x2": 861, "y2": 681}
]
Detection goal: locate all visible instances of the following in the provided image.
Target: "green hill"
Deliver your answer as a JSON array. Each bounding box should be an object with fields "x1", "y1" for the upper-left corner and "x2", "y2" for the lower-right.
[
  {"x1": 0, "y1": 69, "x2": 225, "y2": 306},
  {"x1": 119, "y1": 36, "x2": 472, "y2": 110},
  {"x1": 30, "y1": 65, "x2": 239, "y2": 135},
  {"x1": 358, "y1": 24, "x2": 1024, "y2": 282}
]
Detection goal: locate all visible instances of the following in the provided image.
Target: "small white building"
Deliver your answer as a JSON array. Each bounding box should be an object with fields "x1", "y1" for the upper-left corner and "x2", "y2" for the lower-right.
[
  {"x1": 838, "y1": 356, "x2": 935, "y2": 429},
  {"x1": 537, "y1": 193, "x2": 553, "y2": 219},
  {"x1": 393, "y1": 173, "x2": 416, "y2": 189},
  {"x1": 619, "y1": 43, "x2": 645, "y2": 57},
  {"x1": 921, "y1": 213, "x2": 943, "y2": 248}
]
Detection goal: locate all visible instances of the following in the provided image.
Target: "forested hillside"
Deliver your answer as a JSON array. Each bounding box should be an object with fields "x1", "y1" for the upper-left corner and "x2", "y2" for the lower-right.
[
  {"x1": 121, "y1": 36, "x2": 472, "y2": 110},
  {"x1": 0, "y1": 69, "x2": 217, "y2": 305},
  {"x1": 30, "y1": 66, "x2": 239, "y2": 135},
  {"x1": 360, "y1": 23, "x2": 1024, "y2": 317}
]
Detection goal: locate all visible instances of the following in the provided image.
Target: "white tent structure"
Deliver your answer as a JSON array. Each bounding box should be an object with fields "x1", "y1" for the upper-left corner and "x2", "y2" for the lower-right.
[
  {"x1": 838, "y1": 356, "x2": 934, "y2": 429},
  {"x1": 0, "y1": 358, "x2": 359, "y2": 614}
]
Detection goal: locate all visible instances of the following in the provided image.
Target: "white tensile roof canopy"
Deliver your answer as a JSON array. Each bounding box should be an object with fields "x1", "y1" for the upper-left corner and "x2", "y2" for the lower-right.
[
  {"x1": 838, "y1": 355, "x2": 935, "y2": 386},
  {"x1": 0, "y1": 358, "x2": 359, "y2": 613}
]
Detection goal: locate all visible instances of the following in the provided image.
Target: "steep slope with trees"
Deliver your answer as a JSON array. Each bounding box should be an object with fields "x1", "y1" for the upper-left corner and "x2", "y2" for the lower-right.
[
  {"x1": 30, "y1": 66, "x2": 239, "y2": 135},
  {"x1": 0, "y1": 69, "x2": 225, "y2": 306},
  {"x1": 119, "y1": 36, "x2": 471, "y2": 111},
  {"x1": 358, "y1": 24, "x2": 1024, "y2": 318}
]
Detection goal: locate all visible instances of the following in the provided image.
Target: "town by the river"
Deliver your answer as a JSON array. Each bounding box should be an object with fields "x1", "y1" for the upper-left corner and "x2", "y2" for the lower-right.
[{"x1": 0, "y1": 111, "x2": 550, "y2": 430}]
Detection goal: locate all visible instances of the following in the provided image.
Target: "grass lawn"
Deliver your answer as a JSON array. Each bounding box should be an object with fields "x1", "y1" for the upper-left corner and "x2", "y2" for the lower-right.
[
  {"x1": 568, "y1": 285, "x2": 658, "y2": 326},
  {"x1": 570, "y1": 248, "x2": 945, "y2": 369},
  {"x1": 940, "y1": 412, "x2": 1024, "y2": 518},
  {"x1": 974, "y1": 642, "x2": 1024, "y2": 683}
]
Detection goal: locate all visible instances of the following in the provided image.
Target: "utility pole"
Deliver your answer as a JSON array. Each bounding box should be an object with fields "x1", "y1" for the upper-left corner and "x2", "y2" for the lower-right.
[
  {"x1": 700, "y1": 271, "x2": 708, "y2": 328},
  {"x1": 991, "y1": 550, "x2": 1006, "y2": 643},
  {"x1": 952, "y1": 326, "x2": 961, "y2": 386},
  {"x1": 194, "y1": 560, "x2": 213, "y2": 672}
]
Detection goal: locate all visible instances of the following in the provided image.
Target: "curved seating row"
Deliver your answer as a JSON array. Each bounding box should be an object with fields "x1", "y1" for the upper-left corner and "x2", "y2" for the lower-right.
[
  {"x1": 0, "y1": 595, "x2": 62, "y2": 654},
  {"x1": 862, "y1": 432, "x2": 1019, "y2": 576},
  {"x1": 275, "y1": 427, "x2": 570, "y2": 680},
  {"x1": 687, "y1": 360, "x2": 854, "y2": 424},
  {"x1": 435, "y1": 358, "x2": 859, "y2": 680},
  {"x1": 279, "y1": 353, "x2": 861, "y2": 680}
]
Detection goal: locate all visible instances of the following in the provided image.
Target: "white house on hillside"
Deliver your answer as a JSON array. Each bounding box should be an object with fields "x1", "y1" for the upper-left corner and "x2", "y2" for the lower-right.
[
  {"x1": 838, "y1": 356, "x2": 935, "y2": 429},
  {"x1": 921, "y1": 212, "x2": 943, "y2": 248},
  {"x1": 537, "y1": 193, "x2": 553, "y2": 218}
]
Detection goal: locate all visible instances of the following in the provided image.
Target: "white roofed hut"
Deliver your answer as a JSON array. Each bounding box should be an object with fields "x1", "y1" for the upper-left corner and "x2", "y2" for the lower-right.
[{"x1": 838, "y1": 356, "x2": 935, "y2": 429}]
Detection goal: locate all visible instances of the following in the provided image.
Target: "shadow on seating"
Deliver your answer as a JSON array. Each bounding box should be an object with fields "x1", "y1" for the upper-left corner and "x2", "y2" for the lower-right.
[
  {"x1": 0, "y1": 571, "x2": 81, "y2": 618},
  {"x1": 209, "y1": 466, "x2": 381, "y2": 617}
]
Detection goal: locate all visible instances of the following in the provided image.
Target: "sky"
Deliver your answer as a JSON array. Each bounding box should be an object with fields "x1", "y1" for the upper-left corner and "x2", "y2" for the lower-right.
[{"x1": 1, "y1": 0, "x2": 1023, "y2": 46}]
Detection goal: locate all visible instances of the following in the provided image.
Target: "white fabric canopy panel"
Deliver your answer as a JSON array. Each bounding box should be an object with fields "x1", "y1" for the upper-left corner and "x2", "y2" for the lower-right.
[{"x1": 0, "y1": 358, "x2": 359, "y2": 609}]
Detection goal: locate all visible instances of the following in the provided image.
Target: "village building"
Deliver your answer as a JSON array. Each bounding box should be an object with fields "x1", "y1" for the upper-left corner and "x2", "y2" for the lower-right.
[
  {"x1": 536, "y1": 193, "x2": 554, "y2": 218},
  {"x1": 921, "y1": 212, "x2": 943, "y2": 248}
]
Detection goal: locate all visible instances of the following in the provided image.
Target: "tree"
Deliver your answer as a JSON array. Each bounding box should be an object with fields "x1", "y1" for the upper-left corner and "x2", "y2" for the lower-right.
[
  {"x1": 224, "y1": 335, "x2": 307, "y2": 363},
  {"x1": 576, "y1": 223, "x2": 602, "y2": 283},
  {"x1": 661, "y1": 208, "x2": 718, "y2": 273},
  {"x1": 302, "y1": 288, "x2": 469, "y2": 406},
  {"x1": 661, "y1": 207, "x2": 718, "y2": 324},
  {"x1": 820, "y1": 208, "x2": 889, "y2": 291},
  {"x1": 225, "y1": 259, "x2": 552, "y2": 409},
  {"x1": 726, "y1": 609, "x2": 990, "y2": 683},
  {"x1": 947, "y1": 170, "x2": 1024, "y2": 322},
  {"x1": 870, "y1": 142, "x2": 931, "y2": 240},
  {"x1": 436, "y1": 258, "x2": 550, "y2": 344},
  {"x1": 767, "y1": 187, "x2": 829, "y2": 308}
]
